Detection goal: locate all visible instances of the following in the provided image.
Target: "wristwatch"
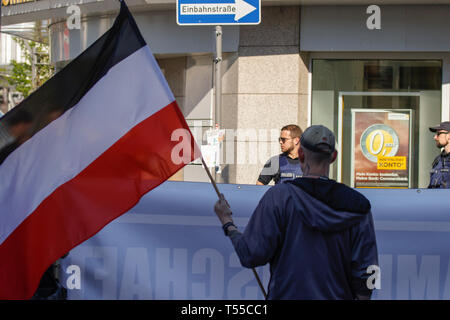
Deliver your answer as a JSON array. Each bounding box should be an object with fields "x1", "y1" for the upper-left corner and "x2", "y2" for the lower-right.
[{"x1": 222, "y1": 221, "x2": 236, "y2": 236}]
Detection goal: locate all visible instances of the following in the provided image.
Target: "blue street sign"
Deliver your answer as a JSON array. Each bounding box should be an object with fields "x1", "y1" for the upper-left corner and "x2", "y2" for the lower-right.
[{"x1": 177, "y1": 0, "x2": 261, "y2": 25}]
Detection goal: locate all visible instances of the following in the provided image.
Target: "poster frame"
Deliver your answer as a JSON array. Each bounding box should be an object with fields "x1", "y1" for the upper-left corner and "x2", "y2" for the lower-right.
[
  {"x1": 337, "y1": 91, "x2": 420, "y2": 184},
  {"x1": 350, "y1": 108, "x2": 412, "y2": 188}
]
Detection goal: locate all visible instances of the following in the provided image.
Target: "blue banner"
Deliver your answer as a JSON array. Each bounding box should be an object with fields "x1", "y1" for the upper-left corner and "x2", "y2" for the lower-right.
[{"x1": 59, "y1": 181, "x2": 450, "y2": 300}]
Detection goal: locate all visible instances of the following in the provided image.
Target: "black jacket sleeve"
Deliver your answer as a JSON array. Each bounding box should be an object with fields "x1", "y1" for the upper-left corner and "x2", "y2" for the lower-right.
[
  {"x1": 257, "y1": 156, "x2": 280, "y2": 185},
  {"x1": 350, "y1": 212, "x2": 379, "y2": 299}
]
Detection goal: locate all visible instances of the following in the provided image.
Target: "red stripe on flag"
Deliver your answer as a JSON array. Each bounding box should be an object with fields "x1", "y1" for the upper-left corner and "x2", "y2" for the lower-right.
[{"x1": 0, "y1": 101, "x2": 198, "y2": 299}]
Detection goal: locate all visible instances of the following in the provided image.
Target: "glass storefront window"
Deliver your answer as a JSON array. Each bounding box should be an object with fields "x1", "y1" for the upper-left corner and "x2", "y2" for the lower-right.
[{"x1": 312, "y1": 60, "x2": 442, "y2": 188}]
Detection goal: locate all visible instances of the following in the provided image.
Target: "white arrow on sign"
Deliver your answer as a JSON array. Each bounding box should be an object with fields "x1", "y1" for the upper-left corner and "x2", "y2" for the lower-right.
[{"x1": 179, "y1": 0, "x2": 257, "y2": 21}]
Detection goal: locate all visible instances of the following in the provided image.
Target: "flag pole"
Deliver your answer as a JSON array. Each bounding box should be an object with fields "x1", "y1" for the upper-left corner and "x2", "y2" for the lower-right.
[
  {"x1": 201, "y1": 157, "x2": 221, "y2": 198},
  {"x1": 201, "y1": 157, "x2": 267, "y2": 299}
]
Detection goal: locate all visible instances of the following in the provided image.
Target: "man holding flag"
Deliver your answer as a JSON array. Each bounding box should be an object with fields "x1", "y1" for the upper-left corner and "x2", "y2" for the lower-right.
[
  {"x1": 0, "y1": 1, "x2": 199, "y2": 299},
  {"x1": 214, "y1": 125, "x2": 379, "y2": 299}
]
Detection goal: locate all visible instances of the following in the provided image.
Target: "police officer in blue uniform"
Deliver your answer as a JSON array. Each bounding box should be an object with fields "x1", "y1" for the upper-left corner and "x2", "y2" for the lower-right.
[
  {"x1": 428, "y1": 121, "x2": 450, "y2": 189},
  {"x1": 257, "y1": 124, "x2": 303, "y2": 185}
]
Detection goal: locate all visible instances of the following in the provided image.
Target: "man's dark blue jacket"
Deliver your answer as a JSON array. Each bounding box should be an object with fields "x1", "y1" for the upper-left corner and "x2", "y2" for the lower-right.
[{"x1": 229, "y1": 177, "x2": 379, "y2": 300}]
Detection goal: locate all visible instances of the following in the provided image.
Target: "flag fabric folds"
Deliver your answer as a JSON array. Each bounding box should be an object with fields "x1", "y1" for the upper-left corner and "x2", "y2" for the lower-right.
[{"x1": 0, "y1": 1, "x2": 199, "y2": 299}]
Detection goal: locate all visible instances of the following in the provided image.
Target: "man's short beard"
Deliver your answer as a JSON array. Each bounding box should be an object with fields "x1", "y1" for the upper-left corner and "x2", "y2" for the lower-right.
[{"x1": 437, "y1": 141, "x2": 447, "y2": 148}]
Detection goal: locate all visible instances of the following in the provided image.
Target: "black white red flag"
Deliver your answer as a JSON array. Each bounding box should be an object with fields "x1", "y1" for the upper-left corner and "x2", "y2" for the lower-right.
[{"x1": 0, "y1": 1, "x2": 199, "y2": 299}]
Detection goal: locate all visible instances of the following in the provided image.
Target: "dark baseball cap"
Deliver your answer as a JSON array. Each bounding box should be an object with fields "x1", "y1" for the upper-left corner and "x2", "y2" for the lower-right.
[
  {"x1": 300, "y1": 125, "x2": 336, "y2": 154},
  {"x1": 429, "y1": 121, "x2": 450, "y2": 133}
]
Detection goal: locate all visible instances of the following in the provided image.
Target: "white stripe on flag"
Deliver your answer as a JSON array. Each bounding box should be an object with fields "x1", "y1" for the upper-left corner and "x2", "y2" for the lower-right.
[{"x1": 0, "y1": 46, "x2": 174, "y2": 245}]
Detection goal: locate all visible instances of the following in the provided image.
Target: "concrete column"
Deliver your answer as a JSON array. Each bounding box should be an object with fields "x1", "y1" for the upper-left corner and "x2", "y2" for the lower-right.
[
  {"x1": 222, "y1": 6, "x2": 306, "y2": 184},
  {"x1": 158, "y1": 56, "x2": 187, "y2": 182}
]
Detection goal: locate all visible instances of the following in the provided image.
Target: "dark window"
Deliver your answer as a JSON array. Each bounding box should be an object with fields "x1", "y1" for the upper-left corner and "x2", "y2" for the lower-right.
[
  {"x1": 399, "y1": 66, "x2": 441, "y2": 90},
  {"x1": 364, "y1": 65, "x2": 393, "y2": 89}
]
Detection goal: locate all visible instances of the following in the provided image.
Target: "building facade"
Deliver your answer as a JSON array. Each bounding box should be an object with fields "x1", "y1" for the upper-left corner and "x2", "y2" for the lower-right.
[{"x1": 2, "y1": 0, "x2": 449, "y2": 187}]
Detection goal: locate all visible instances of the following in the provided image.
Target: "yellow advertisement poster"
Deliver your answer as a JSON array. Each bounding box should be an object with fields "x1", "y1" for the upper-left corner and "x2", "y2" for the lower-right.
[{"x1": 351, "y1": 109, "x2": 411, "y2": 188}]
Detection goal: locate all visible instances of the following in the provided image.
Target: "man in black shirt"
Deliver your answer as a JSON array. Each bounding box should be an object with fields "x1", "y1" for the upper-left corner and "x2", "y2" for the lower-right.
[{"x1": 257, "y1": 124, "x2": 303, "y2": 185}]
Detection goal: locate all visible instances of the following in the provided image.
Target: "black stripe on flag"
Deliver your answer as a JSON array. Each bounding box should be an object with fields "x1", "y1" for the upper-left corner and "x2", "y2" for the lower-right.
[{"x1": 0, "y1": 1, "x2": 146, "y2": 165}]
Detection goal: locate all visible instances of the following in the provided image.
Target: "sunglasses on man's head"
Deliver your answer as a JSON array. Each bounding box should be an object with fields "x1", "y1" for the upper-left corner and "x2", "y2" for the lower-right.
[{"x1": 436, "y1": 131, "x2": 449, "y2": 136}]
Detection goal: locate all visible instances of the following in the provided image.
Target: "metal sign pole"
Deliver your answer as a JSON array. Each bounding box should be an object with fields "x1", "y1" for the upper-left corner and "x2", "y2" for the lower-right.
[
  {"x1": 214, "y1": 25, "x2": 222, "y2": 127},
  {"x1": 214, "y1": 25, "x2": 222, "y2": 180}
]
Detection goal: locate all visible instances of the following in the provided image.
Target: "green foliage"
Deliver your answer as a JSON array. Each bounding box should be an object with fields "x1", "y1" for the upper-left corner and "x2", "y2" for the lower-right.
[
  {"x1": 7, "y1": 36, "x2": 52, "y2": 98},
  {"x1": 8, "y1": 60, "x2": 32, "y2": 97}
]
